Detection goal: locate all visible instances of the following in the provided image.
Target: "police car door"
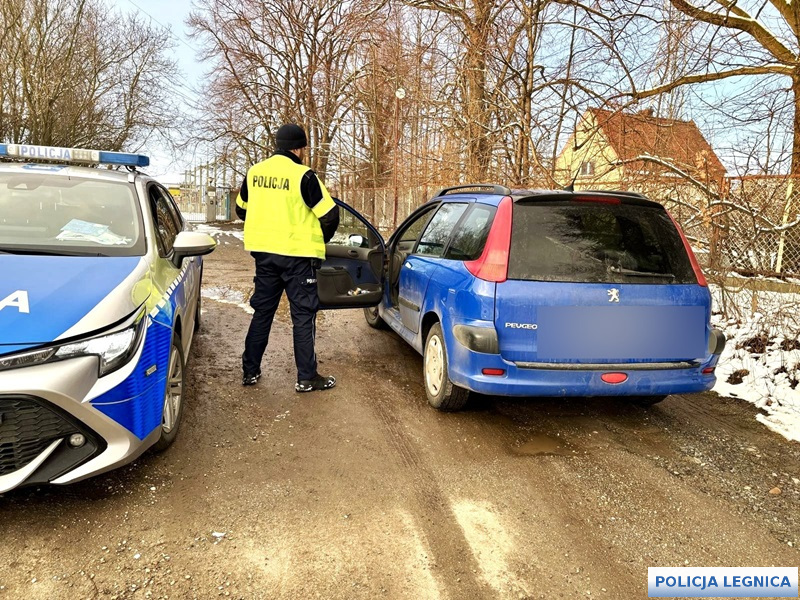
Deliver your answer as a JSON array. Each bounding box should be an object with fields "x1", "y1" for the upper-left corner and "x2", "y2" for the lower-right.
[{"x1": 317, "y1": 200, "x2": 385, "y2": 309}]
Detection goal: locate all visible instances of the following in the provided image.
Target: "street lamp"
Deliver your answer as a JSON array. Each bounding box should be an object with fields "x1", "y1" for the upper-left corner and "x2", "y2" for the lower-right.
[{"x1": 392, "y1": 87, "x2": 406, "y2": 228}]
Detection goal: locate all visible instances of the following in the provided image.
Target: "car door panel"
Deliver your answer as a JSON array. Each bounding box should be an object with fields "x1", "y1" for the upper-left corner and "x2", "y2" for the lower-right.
[
  {"x1": 398, "y1": 202, "x2": 470, "y2": 332},
  {"x1": 317, "y1": 199, "x2": 385, "y2": 309},
  {"x1": 324, "y1": 246, "x2": 383, "y2": 285},
  {"x1": 398, "y1": 256, "x2": 440, "y2": 333},
  {"x1": 387, "y1": 206, "x2": 439, "y2": 307}
]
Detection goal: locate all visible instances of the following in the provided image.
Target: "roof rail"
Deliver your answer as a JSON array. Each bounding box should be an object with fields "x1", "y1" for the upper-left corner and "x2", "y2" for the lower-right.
[{"x1": 434, "y1": 183, "x2": 512, "y2": 197}]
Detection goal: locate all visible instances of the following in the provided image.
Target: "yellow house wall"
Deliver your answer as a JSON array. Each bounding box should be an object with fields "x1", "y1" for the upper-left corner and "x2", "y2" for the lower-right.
[{"x1": 554, "y1": 112, "x2": 625, "y2": 190}]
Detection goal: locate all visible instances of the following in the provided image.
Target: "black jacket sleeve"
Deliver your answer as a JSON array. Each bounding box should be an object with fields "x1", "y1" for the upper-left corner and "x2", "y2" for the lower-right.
[
  {"x1": 235, "y1": 176, "x2": 248, "y2": 221},
  {"x1": 319, "y1": 205, "x2": 340, "y2": 244},
  {"x1": 300, "y1": 171, "x2": 340, "y2": 243}
]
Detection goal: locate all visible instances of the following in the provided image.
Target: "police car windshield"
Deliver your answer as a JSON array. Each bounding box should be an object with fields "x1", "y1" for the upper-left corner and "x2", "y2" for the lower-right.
[{"x1": 0, "y1": 172, "x2": 145, "y2": 257}]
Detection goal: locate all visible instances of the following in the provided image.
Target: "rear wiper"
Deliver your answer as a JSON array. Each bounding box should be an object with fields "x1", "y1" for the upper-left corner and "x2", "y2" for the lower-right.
[{"x1": 608, "y1": 265, "x2": 675, "y2": 279}]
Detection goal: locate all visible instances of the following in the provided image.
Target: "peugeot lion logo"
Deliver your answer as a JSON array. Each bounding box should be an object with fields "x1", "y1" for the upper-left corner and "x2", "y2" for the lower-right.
[{"x1": 607, "y1": 288, "x2": 620, "y2": 303}]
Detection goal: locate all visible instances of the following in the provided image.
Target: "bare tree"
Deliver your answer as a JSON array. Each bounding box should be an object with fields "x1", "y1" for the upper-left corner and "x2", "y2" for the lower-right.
[
  {"x1": 0, "y1": 0, "x2": 180, "y2": 150},
  {"x1": 619, "y1": 1, "x2": 800, "y2": 177},
  {"x1": 189, "y1": 0, "x2": 382, "y2": 181},
  {"x1": 403, "y1": 0, "x2": 513, "y2": 181}
]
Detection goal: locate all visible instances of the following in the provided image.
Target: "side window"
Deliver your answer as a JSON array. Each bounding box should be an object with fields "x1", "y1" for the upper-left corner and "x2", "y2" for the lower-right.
[
  {"x1": 148, "y1": 185, "x2": 180, "y2": 256},
  {"x1": 328, "y1": 203, "x2": 373, "y2": 248},
  {"x1": 445, "y1": 204, "x2": 496, "y2": 260},
  {"x1": 399, "y1": 209, "x2": 434, "y2": 244},
  {"x1": 415, "y1": 202, "x2": 468, "y2": 257},
  {"x1": 161, "y1": 187, "x2": 185, "y2": 231}
]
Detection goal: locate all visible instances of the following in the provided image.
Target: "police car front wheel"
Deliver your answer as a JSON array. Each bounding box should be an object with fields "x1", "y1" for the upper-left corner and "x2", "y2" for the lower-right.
[{"x1": 153, "y1": 336, "x2": 185, "y2": 452}]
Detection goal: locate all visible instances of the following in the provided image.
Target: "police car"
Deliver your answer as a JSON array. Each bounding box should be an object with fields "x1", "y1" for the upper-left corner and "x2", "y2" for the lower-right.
[{"x1": 0, "y1": 144, "x2": 216, "y2": 493}]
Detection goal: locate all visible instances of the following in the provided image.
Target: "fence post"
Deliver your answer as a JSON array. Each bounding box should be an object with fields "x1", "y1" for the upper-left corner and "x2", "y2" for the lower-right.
[{"x1": 775, "y1": 178, "x2": 795, "y2": 275}]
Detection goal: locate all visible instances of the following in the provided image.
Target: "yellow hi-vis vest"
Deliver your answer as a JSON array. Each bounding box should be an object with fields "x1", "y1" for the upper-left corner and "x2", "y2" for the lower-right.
[{"x1": 239, "y1": 155, "x2": 336, "y2": 259}]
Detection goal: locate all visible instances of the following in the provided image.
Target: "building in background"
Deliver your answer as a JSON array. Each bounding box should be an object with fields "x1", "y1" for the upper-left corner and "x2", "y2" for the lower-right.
[{"x1": 555, "y1": 108, "x2": 727, "y2": 196}]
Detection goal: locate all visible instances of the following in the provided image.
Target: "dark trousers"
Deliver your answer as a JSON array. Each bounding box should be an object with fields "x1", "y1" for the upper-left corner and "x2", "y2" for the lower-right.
[{"x1": 242, "y1": 252, "x2": 319, "y2": 381}]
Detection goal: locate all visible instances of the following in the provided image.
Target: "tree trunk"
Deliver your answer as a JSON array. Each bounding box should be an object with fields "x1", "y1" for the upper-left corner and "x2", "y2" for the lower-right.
[{"x1": 465, "y1": 8, "x2": 491, "y2": 181}]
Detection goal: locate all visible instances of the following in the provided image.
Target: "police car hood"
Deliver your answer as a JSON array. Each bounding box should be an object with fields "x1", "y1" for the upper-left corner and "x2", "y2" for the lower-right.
[{"x1": 0, "y1": 255, "x2": 148, "y2": 355}]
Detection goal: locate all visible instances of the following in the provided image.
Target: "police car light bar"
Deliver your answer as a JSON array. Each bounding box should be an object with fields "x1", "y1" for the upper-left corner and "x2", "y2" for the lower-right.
[{"x1": 0, "y1": 143, "x2": 149, "y2": 168}]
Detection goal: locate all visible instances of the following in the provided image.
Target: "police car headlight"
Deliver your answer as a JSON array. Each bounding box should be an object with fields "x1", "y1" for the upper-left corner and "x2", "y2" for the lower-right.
[{"x1": 55, "y1": 319, "x2": 144, "y2": 376}]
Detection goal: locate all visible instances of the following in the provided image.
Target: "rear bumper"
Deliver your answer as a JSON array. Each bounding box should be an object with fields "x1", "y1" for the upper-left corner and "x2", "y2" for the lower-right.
[{"x1": 447, "y1": 329, "x2": 720, "y2": 397}]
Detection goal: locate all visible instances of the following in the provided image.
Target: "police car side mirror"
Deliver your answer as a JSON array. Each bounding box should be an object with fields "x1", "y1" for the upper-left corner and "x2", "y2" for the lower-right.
[
  {"x1": 348, "y1": 234, "x2": 367, "y2": 248},
  {"x1": 172, "y1": 231, "x2": 217, "y2": 268}
]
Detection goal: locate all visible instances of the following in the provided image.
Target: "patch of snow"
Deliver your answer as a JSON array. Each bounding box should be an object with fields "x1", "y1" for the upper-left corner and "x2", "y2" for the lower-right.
[
  {"x1": 202, "y1": 286, "x2": 253, "y2": 314},
  {"x1": 710, "y1": 284, "x2": 800, "y2": 442},
  {"x1": 192, "y1": 223, "x2": 244, "y2": 241}
]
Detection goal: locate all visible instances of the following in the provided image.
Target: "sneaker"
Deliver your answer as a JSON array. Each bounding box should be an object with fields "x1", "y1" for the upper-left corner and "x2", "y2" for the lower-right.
[
  {"x1": 242, "y1": 371, "x2": 261, "y2": 386},
  {"x1": 295, "y1": 374, "x2": 336, "y2": 393}
]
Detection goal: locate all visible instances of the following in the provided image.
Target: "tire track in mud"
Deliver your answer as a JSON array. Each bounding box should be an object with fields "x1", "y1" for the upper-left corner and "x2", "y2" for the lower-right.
[{"x1": 358, "y1": 373, "x2": 492, "y2": 598}]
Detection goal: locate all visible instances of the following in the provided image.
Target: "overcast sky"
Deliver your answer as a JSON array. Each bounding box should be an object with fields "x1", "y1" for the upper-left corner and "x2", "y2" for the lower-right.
[{"x1": 120, "y1": 0, "x2": 206, "y2": 183}]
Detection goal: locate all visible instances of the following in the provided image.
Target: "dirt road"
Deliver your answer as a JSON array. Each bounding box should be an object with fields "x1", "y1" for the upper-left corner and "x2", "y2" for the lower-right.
[{"x1": 1, "y1": 225, "x2": 799, "y2": 599}]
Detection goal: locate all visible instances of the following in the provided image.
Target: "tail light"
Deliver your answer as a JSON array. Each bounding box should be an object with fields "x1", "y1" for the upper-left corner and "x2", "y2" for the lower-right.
[
  {"x1": 465, "y1": 196, "x2": 513, "y2": 283},
  {"x1": 666, "y1": 210, "x2": 708, "y2": 287},
  {"x1": 601, "y1": 372, "x2": 628, "y2": 384},
  {"x1": 482, "y1": 368, "x2": 506, "y2": 376}
]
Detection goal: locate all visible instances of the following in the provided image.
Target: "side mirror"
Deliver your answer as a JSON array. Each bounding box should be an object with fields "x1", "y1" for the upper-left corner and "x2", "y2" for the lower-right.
[
  {"x1": 172, "y1": 231, "x2": 216, "y2": 267},
  {"x1": 348, "y1": 233, "x2": 367, "y2": 248}
]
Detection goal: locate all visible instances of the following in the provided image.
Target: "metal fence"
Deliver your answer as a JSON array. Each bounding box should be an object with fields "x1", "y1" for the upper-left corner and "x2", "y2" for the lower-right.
[
  {"x1": 647, "y1": 176, "x2": 800, "y2": 278},
  {"x1": 181, "y1": 176, "x2": 800, "y2": 280},
  {"x1": 174, "y1": 185, "x2": 232, "y2": 223},
  {"x1": 341, "y1": 180, "x2": 800, "y2": 279},
  {"x1": 337, "y1": 187, "x2": 434, "y2": 236}
]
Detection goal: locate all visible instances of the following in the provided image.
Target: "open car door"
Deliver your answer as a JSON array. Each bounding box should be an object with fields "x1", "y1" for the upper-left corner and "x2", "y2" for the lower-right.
[{"x1": 317, "y1": 199, "x2": 386, "y2": 309}]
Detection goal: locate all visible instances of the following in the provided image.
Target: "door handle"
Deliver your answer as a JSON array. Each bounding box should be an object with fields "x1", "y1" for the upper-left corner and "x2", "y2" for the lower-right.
[{"x1": 347, "y1": 249, "x2": 359, "y2": 258}]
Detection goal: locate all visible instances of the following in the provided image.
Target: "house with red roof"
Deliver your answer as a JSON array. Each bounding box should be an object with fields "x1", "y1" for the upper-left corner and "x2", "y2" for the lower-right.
[{"x1": 555, "y1": 108, "x2": 727, "y2": 193}]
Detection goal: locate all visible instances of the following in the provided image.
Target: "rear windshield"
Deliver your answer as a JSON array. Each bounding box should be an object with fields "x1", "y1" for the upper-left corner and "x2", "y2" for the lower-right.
[
  {"x1": 508, "y1": 201, "x2": 697, "y2": 284},
  {"x1": 0, "y1": 172, "x2": 145, "y2": 257}
]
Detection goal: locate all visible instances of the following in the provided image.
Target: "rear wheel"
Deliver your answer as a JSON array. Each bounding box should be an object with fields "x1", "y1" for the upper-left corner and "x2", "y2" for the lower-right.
[
  {"x1": 424, "y1": 322, "x2": 470, "y2": 411},
  {"x1": 630, "y1": 395, "x2": 667, "y2": 407},
  {"x1": 363, "y1": 305, "x2": 387, "y2": 329},
  {"x1": 153, "y1": 336, "x2": 185, "y2": 452}
]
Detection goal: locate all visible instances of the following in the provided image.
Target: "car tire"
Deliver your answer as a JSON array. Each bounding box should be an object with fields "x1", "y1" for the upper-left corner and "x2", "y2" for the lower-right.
[
  {"x1": 153, "y1": 335, "x2": 186, "y2": 452},
  {"x1": 631, "y1": 395, "x2": 667, "y2": 407},
  {"x1": 424, "y1": 322, "x2": 470, "y2": 411},
  {"x1": 363, "y1": 305, "x2": 387, "y2": 329}
]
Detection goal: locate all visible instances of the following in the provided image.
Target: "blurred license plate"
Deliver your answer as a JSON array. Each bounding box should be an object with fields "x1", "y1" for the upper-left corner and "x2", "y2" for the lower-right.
[{"x1": 536, "y1": 305, "x2": 706, "y2": 360}]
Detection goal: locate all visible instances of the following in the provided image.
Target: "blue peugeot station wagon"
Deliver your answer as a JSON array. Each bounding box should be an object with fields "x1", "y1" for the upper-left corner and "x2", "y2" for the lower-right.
[
  {"x1": 0, "y1": 144, "x2": 216, "y2": 493},
  {"x1": 318, "y1": 184, "x2": 726, "y2": 411}
]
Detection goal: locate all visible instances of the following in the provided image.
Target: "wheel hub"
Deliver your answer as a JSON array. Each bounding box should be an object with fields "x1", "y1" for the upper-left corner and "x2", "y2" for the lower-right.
[
  {"x1": 425, "y1": 335, "x2": 444, "y2": 395},
  {"x1": 162, "y1": 345, "x2": 183, "y2": 433}
]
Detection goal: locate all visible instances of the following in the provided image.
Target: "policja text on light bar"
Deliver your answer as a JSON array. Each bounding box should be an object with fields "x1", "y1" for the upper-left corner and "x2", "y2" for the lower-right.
[{"x1": 0, "y1": 143, "x2": 149, "y2": 167}]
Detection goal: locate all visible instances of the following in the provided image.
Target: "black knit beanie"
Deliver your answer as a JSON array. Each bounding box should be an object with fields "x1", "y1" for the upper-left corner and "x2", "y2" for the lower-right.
[{"x1": 275, "y1": 124, "x2": 308, "y2": 150}]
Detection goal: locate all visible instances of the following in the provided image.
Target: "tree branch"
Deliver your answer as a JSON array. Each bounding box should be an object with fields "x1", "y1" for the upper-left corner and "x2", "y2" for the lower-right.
[
  {"x1": 766, "y1": 0, "x2": 798, "y2": 38},
  {"x1": 670, "y1": 0, "x2": 797, "y2": 64},
  {"x1": 631, "y1": 64, "x2": 792, "y2": 99}
]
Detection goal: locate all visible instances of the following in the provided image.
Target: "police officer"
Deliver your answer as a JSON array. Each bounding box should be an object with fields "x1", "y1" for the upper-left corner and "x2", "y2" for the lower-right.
[{"x1": 236, "y1": 124, "x2": 339, "y2": 392}]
